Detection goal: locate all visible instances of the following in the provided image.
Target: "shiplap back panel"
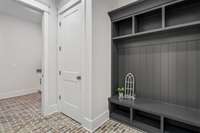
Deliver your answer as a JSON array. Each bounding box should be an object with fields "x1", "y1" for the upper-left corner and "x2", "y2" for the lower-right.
[{"x1": 118, "y1": 39, "x2": 200, "y2": 109}]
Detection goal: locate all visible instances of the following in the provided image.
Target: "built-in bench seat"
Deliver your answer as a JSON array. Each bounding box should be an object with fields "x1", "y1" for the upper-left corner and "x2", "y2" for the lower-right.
[{"x1": 109, "y1": 96, "x2": 200, "y2": 133}]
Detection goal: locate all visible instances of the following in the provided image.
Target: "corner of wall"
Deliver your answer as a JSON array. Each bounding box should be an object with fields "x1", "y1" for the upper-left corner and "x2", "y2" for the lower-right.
[
  {"x1": 43, "y1": 104, "x2": 58, "y2": 116},
  {"x1": 0, "y1": 88, "x2": 40, "y2": 100},
  {"x1": 82, "y1": 111, "x2": 109, "y2": 132}
]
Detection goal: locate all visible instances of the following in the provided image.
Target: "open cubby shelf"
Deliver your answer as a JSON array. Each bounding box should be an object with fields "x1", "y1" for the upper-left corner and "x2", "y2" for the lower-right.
[
  {"x1": 109, "y1": 0, "x2": 200, "y2": 132},
  {"x1": 113, "y1": 17, "x2": 133, "y2": 37},
  {"x1": 164, "y1": 119, "x2": 200, "y2": 133},
  {"x1": 135, "y1": 8, "x2": 162, "y2": 33},
  {"x1": 112, "y1": 0, "x2": 200, "y2": 40},
  {"x1": 165, "y1": 0, "x2": 200, "y2": 27},
  {"x1": 110, "y1": 103, "x2": 131, "y2": 124},
  {"x1": 109, "y1": 97, "x2": 200, "y2": 133},
  {"x1": 132, "y1": 110, "x2": 161, "y2": 133}
]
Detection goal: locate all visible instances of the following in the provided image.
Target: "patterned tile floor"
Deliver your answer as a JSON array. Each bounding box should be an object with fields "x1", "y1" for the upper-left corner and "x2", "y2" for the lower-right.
[{"x1": 0, "y1": 93, "x2": 144, "y2": 133}]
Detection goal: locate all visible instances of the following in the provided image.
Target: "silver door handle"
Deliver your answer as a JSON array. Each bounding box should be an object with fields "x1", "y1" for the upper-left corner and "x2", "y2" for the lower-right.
[{"x1": 76, "y1": 76, "x2": 81, "y2": 80}]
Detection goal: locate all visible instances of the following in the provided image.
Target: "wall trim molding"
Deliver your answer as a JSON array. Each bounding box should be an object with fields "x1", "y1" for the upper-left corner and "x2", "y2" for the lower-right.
[
  {"x1": 0, "y1": 88, "x2": 39, "y2": 100},
  {"x1": 58, "y1": 0, "x2": 81, "y2": 14},
  {"x1": 83, "y1": 111, "x2": 109, "y2": 132},
  {"x1": 16, "y1": 0, "x2": 49, "y2": 12},
  {"x1": 44, "y1": 104, "x2": 58, "y2": 116}
]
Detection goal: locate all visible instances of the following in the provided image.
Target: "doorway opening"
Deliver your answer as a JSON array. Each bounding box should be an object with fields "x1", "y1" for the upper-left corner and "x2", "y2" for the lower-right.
[{"x1": 0, "y1": 0, "x2": 49, "y2": 115}]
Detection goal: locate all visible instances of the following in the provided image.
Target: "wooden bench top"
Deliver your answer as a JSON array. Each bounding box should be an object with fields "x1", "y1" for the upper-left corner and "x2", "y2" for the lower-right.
[{"x1": 109, "y1": 96, "x2": 200, "y2": 127}]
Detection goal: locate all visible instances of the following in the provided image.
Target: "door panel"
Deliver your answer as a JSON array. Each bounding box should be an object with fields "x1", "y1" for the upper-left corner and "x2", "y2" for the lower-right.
[{"x1": 58, "y1": 2, "x2": 83, "y2": 123}]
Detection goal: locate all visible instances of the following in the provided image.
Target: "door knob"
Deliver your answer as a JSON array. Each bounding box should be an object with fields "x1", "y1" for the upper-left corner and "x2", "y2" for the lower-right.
[{"x1": 76, "y1": 76, "x2": 81, "y2": 80}]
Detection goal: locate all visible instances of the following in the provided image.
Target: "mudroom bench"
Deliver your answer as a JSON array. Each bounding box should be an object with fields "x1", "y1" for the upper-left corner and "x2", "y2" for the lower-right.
[{"x1": 109, "y1": 96, "x2": 200, "y2": 133}]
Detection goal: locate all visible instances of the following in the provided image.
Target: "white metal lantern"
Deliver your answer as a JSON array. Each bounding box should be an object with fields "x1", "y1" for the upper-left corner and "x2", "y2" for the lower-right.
[{"x1": 124, "y1": 73, "x2": 136, "y2": 100}]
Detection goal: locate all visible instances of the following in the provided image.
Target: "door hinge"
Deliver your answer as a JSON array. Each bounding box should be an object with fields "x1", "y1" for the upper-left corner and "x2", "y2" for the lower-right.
[
  {"x1": 59, "y1": 71, "x2": 62, "y2": 75},
  {"x1": 59, "y1": 46, "x2": 62, "y2": 52},
  {"x1": 59, "y1": 95, "x2": 61, "y2": 100},
  {"x1": 59, "y1": 22, "x2": 61, "y2": 27}
]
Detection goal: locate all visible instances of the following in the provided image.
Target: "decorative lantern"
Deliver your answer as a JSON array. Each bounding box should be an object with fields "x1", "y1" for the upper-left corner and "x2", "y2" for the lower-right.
[{"x1": 124, "y1": 73, "x2": 136, "y2": 100}]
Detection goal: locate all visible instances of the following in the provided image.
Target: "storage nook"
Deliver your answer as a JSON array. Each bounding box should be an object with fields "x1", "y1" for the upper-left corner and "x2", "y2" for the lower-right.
[{"x1": 108, "y1": 0, "x2": 200, "y2": 133}]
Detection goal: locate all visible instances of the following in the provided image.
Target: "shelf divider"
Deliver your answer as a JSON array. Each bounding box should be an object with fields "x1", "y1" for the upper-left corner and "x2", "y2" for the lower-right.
[
  {"x1": 162, "y1": 6, "x2": 165, "y2": 29},
  {"x1": 161, "y1": 116, "x2": 164, "y2": 133}
]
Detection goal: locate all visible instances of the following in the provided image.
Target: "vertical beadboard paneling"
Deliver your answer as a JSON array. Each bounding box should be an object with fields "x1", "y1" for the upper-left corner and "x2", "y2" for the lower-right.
[
  {"x1": 131, "y1": 48, "x2": 139, "y2": 96},
  {"x1": 140, "y1": 47, "x2": 147, "y2": 98},
  {"x1": 152, "y1": 45, "x2": 161, "y2": 101},
  {"x1": 168, "y1": 44, "x2": 177, "y2": 104},
  {"x1": 197, "y1": 41, "x2": 200, "y2": 109},
  {"x1": 135, "y1": 48, "x2": 141, "y2": 97},
  {"x1": 176, "y1": 42, "x2": 187, "y2": 107},
  {"x1": 161, "y1": 44, "x2": 169, "y2": 102},
  {"x1": 146, "y1": 46, "x2": 153, "y2": 99},
  {"x1": 117, "y1": 39, "x2": 200, "y2": 109},
  {"x1": 187, "y1": 41, "x2": 197, "y2": 108},
  {"x1": 118, "y1": 48, "x2": 125, "y2": 87}
]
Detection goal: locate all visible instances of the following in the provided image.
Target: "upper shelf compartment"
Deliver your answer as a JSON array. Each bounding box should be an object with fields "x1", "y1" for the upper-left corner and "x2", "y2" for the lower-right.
[
  {"x1": 111, "y1": 0, "x2": 200, "y2": 40},
  {"x1": 112, "y1": 17, "x2": 132, "y2": 37},
  {"x1": 135, "y1": 8, "x2": 162, "y2": 33},
  {"x1": 165, "y1": 0, "x2": 200, "y2": 27}
]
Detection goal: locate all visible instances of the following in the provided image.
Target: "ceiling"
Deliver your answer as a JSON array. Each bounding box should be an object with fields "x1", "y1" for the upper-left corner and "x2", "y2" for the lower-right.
[{"x1": 0, "y1": 0, "x2": 43, "y2": 23}]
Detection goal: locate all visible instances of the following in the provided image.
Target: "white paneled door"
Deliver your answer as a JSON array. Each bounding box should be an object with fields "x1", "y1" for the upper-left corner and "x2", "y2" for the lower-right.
[{"x1": 58, "y1": 1, "x2": 83, "y2": 123}]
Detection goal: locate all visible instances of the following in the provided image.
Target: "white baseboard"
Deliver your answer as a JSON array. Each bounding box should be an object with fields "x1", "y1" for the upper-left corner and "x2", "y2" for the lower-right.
[
  {"x1": 0, "y1": 88, "x2": 39, "y2": 100},
  {"x1": 44, "y1": 104, "x2": 58, "y2": 116},
  {"x1": 83, "y1": 111, "x2": 109, "y2": 132}
]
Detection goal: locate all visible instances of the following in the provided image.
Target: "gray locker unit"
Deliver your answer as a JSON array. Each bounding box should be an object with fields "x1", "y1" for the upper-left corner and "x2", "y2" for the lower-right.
[{"x1": 108, "y1": 0, "x2": 200, "y2": 132}]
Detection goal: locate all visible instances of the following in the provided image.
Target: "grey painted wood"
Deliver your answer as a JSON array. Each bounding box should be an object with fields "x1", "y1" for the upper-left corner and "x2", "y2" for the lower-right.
[
  {"x1": 109, "y1": 96, "x2": 200, "y2": 128},
  {"x1": 110, "y1": 0, "x2": 200, "y2": 132},
  {"x1": 198, "y1": 41, "x2": 200, "y2": 109},
  {"x1": 130, "y1": 108, "x2": 133, "y2": 124},
  {"x1": 187, "y1": 41, "x2": 198, "y2": 108},
  {"x1": 135, "y1": 48, "x2": 141, "y2": 97},
  {"x1": 162, "y1": 7, "x2": 165, "y2": 29},
  {"x1": 168, "y1": 44, "x2": 177, "y2": 105},
  {"x1": 161, "y1": 116, "x2": 164, "y2": 133},
  {"x1": 111, "y1": 41, "x2": 119, "y2": 95},
  {"x1": 111, "y1": 0, "x2": 200, "y2": 41},
  {"x1": 176, "y1": 42, "x2": 187, "y2": 107},
  {"x1": 146, "y1": 46, "x2": 153, "y2": 99},
  {"x1": 140, "y1": 47, "x2": 146, "y2": 98},
  {"x1": 152, "y1": 45, "x2": 161, "y2": 101},
  {"x1": 117, "y1": 38, "x2": 200, "y2": 109},
  {"x1": 132, "y1": 16, "x2": 135, "y2": 34},
  {"x1": 109, "y1": 0, "x2": 175, "y2": 21},
  {"x1": 113, "y1": 23, "x2": 200, "y2": 41},
  {"x1": 132, "y1": 120, "x2": 160, "y2": 133},
  {"x1": 118, "y1": 48, "x2": 125, "y2": 87},
  {"x1": 165, "y1": 0, "x2": 200, "y2": 27},
  {"x1": 161, "y1": 44, "x2": 169, "y2": 102},
  {"x1": 135, "y1": 8, "x2": 162, "y2": 33},
  {"x1": 113, "y1": 17, "x2": 132, "y2": 37}
]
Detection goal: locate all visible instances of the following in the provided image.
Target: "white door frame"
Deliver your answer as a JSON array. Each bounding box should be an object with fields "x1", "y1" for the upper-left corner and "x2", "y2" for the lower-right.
[
  {"x1": 57, "y1": 0, "x2": 86, "y2": 124},
  {"x1": 15, "y1": 0, "x2": 49, "y2": 115}
]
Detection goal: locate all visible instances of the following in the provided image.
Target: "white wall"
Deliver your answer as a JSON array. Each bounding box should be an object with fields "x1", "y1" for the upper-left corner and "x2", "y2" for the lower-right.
[
  {"x1": 0, "y1": 12, "x2": 42, "y2": 99},
  {"x1": 90, "y1": 0, "x2": 139, "y2": 131},
  {"x1": 90, "y1": 0, "x2": 117, "y2": 131},
  {"x1": 0, "y1": 0, "x2": 42, "y2": 23},
  {"x1": 45, "y1": 0, "x2": 58, "y2": 114}
]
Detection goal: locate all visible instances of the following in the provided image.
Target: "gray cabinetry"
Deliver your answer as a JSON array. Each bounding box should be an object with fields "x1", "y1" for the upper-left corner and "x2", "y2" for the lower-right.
[{"x1": 109, "y1": 0, "x2": 200, "y2": 132}]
